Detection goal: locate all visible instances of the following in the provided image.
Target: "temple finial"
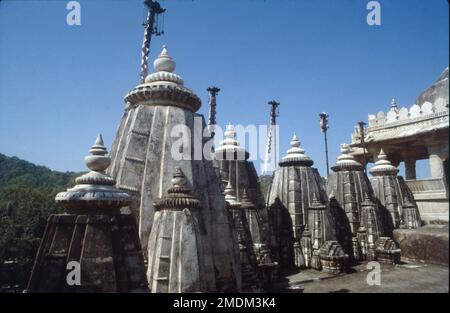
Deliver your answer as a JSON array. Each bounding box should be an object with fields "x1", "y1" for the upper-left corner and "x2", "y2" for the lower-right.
[
  {"x1": 378, "y1": 148, "x2": 387, "y2": 160},
  {"x1": 86, "y1": 134, "x2": 109, "y2": 172},
  {"x1": 291, "y1": 133, "x2": 300, "y2": 147},
  {"x1": 154, "y1": 45, "x2": 176, "y2": 73},
  {"x1": 391, "y1": 98, "x2": 398, "y2": 110}
]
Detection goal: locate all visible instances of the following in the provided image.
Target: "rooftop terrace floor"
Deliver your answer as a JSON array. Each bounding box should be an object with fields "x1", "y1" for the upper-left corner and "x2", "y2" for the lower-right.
[{"x1": 272, "y1": 261, "x2": 449, "y2": 293}]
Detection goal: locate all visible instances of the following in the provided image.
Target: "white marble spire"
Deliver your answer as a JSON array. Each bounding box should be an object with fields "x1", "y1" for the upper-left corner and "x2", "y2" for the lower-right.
[
  {"x1": 55, "y1": 134, "x2": 131, "y2": 212},
  {"x1": 280, "y1": 133, "x2": 313, "y2": 166},
  {"x1": 145, "y1": 45, "x2": 184, "y2": 86},
  {"x1": 333, "y1": 143, "x2": 362, "y2": 170},
  {"x1": 390, "y1": 98, "x2": 398, "y2": 111},
  {"x1": 369, "y1": 148, "x2": 399, "y2": 176},
  {"x1": 215, "y1": 124, "x2": 247, "y2": 160}
]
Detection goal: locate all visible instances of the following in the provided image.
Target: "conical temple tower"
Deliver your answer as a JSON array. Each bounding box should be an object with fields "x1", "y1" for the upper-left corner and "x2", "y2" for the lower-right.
[
  {"x1": 215, "y1": 124, "x2": 270, "y2": 252},
  {"x1": 27, "y1": 135, "x2": 148, "y2": 293},
  {"x1": 369, "y1": 149, "x2": 422, "y2": 232},
  {"x1": 327, "y1": 143, "x2": 386, "y2": 260},
  {"x1": 267, "y1": 134, "x2": 337, "y2": 270},
  {"x1": 108, "y1": 46, "x2": 240, "y2": 292},
  {"x1": 147, "y1": 167, "x2": 208, "y2": 292},
  {"x1": 224, "y1": 181, "x2": 263, "y2": 292}
]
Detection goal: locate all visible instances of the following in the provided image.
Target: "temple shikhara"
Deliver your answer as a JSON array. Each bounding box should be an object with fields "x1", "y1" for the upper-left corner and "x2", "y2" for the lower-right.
[{"x1": 23, "y1": 1, "x2": 448, "y2": 293}]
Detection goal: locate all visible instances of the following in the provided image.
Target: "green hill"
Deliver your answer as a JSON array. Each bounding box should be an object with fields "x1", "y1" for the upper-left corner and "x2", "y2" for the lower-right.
[{"x1": 0, "y1": 153, "x2": 83, "y2": 291}]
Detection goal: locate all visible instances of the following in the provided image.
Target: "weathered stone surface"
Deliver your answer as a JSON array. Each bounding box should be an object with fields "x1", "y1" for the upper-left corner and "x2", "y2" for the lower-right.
[
  {"x1": 327, "y1": 144, "x2": 387, "y2": 260},
  {"x1": 393, "y1": 225, "x2": 449, "y2": 266},
  {"x1": 147, "y1": 168, "x2": 210, "y2": 292},
  {"x1": 319, "y1": 241, "x2": 348, "y2": 274},
  {"x1": 108, "y1": 46, "x2": 241, "y2": 292},
  {"x1": 27, "y1": 137, "x2": 148, "y2": 293},
  {"x1": 416, "y1": 67, "x2": 449, "y2": 107},
  {"x1": 27, "y1": 214, "x2": 148, "y2": 293},
  {"x1": 374, "y1": 237, "x2": 401, "y2": 264},
  {"x1": 370, "y1": 149, "x2": 422, "y2": 232},
  {"x1": 224, "y1": 182, "x2": 262, "y2": 292},
  {"x1": 267, "y1": 134, "x2": 337, "y2": 271},
  {"x1": 215, "y1": 125, "x2": 270, "y2": 252}
]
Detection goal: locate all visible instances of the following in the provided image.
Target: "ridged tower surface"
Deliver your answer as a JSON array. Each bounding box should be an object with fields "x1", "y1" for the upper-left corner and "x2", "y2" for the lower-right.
[
  {"x1": 266, "y1": 134, "x2": 337, "y2": 269},
  {"x1": 327, "y1": 144, "x2": 387, "y2": 258},
  {"x1": 147, "y1": 167, "x2": 211, "y2": 292},
  {"x1": 107, "y1": 46, "x2": 240, "y2": 292},
  {"x1": 369, "y1": 149, "x2": 422, "y2": 232},
  {"x1": 215, "y1": 124, "x2": 270, "y2": 247},
  {"x1": 27, "y1": 135, "x2": 148, "y2": 293}
]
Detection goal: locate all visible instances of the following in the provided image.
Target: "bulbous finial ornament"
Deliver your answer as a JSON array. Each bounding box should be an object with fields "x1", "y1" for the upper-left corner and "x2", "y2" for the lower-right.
[
  {"x1": 85, "y1": 134, "x2": 111, "y2": 173},
  {"x1": 340, "y1": 143, "x2": 350, "y2": 154},
  {"x1": 279, "y1": 133, "x2": 312, "y2": 166},
  {"x1": 55, "y1": 134, "x2": 131, "y2": 212},
  {"x1": 332, "y1": 143, "x2": 363, "y2": 171},
  {"x1": 224, "y1": 124, "x2": 236, "y2": 139},
  {"x1": 391, "y1": 98, "x2": 398, "y2": 109},
  {"x1": 154, "y1": 45, "x2": 176, "y2": 73},
  {"x1": 154, "y1": 166, "x2": 201, "y2": 211},
  {"x1": 369, "y1": 148, "x2": 399, "y2": 176},
  {"x1": 215, "y1": 124, "x2": 248, "y2": 160},
  {"x1": 290, "y1": 133, "x2": 300, "y2": 148},
  {"x1": 378, "y1": 148, "x2": 387, "y2": 160}
]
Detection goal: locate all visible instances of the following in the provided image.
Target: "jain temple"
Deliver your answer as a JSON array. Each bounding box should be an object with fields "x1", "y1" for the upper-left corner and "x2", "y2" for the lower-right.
[{"x1": 24, "y1": 1, "x2": 449, "y2": 293}]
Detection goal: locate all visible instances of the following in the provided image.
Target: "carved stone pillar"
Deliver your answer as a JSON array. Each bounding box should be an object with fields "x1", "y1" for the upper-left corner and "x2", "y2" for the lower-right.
[
  {"x1": 428, "y1": 145, "x2": 445, "y2": 179},
  {"x1": 404, "y1": 159, "x2": 416, "y2": 180}
]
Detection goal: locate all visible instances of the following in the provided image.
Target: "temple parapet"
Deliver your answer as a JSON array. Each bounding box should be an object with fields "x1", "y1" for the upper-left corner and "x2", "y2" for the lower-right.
[
  {"x1": 348, "y1": 67, "x2": 449, "y2": 224},
  {"x1": 351, "y1": 98, "x2": 448, "y2": 144}
]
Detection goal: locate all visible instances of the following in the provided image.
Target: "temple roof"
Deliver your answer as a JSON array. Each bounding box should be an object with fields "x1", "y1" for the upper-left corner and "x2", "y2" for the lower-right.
[
  {"x1": 55, "y1": 134, "x2": 131, "y2": 212},
  {"x1": 331, "y1": 143, "x2": 363, "y2": 172},
  {"x1": 145, "y1": 45, "x2": 184, "y2": 86},
  {"x1": 369, "y1": 148, "x2": 399, "y2": 176},
  {"x1": 154, "y1": 167, "x2": 201, "y2": 211},
  {"x1": 215, "y1": 124, "x2": 249, "y2": 160},
  {"x1": 124, "y1": 45, "x2": 201, "y2": 112},
  {"x1": 279, "y1": 134, "x2": 313, "y2": 167}
]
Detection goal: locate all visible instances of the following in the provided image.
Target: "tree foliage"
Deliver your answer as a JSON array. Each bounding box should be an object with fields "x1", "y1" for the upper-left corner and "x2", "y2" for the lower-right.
[{"x1": 0, "y1": 153, "x2": 82, "y2": 290}]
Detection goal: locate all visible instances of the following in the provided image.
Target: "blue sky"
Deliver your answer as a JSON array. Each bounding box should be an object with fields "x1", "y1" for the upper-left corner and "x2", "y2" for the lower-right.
[{"x1": 0, "y1": 0, "x2": 448, "y2": 178}]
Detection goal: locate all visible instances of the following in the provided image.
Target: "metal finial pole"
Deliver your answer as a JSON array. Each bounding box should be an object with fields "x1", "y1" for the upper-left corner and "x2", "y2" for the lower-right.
[
  {"x1": 207, "y1": 86, "x2": 220, "y2": 138},
  {"x1": 264, "y1": 101, "x2": 280, "y2": 173},
  {"x1": 140, "y1": 0, "x2": 165, "y2": 83},
  {"x1": 358, "y1": 121, "x2": 367, "y2": 174},
  {"x1": 319, "y1": 112, "x2": 330, "y2": 177}
]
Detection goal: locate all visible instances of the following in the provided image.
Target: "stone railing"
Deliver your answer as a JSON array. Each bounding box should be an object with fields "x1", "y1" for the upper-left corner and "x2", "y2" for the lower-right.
[
  {"x1": 367, "y1": 98, "x2": 448, "y2": 128},
  {"x1": 350, "y1": 97, "x2": 449, "y2": 144},
  {"x1": 405, "y1": 178, "x2": 448, "y2": 197}
]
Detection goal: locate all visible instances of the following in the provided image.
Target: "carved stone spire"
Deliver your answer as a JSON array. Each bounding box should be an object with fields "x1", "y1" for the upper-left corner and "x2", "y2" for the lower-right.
[
  {"x1": 55, "y1": 134, "x2": 131, "y2": 213},
  {"x1": 369, "y1": 148, "x2": 399, "y2": 176},
  {"x1": 28, "y1": 135, "x2": 147, "y2": 293},
  {"x1": 215, "y1": 124, "x2": 248, "y2": 160},
  {"x1": 331, "y1": 143, "x2": 363, "y2": 171},
  {"x1": 126, "y1": 45, "x2": 201, "y2": 112},
  {"x1": 390, "y1": 98, "x2": 398, "y2": 111},
  {"x1": 154, "y1": 167, "x2": 201, "y2": 211},
  {"x1": 145, "y1": 45, "x2": 183, "y2": 86},
  {"x1": 279, "y1": 133, "x2": 313, "y2": 167},
  {"x1": 147, "y1": 167, "x2": 208, "y2": 292}
]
